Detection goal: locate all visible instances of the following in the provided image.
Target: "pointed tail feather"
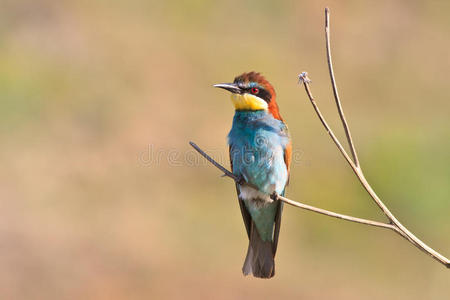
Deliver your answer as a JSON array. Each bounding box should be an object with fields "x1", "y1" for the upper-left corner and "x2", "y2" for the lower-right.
[{"x1": 242, "y1": 223, "x2": 275, "y2": 278}]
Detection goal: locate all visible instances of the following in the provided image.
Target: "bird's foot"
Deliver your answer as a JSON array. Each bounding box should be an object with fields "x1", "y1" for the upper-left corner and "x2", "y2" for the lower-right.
[
  {"x1": 270, "y1": 192, "x2": 279, "y2": 202},
  {"x1": 236, "y1": 175, "x2": 246, "y2": 186}
]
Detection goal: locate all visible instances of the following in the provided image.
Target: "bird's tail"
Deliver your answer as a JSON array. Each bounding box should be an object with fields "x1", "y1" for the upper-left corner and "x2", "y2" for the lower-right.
[{"x1": 242, "y1": 222, "x2": 275, "y2": 278}]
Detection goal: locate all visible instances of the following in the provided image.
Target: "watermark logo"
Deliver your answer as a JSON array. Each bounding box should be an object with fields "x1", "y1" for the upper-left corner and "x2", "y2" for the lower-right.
[{"x1": 139, "y1": 143, "x2": 309, "y2": 167}]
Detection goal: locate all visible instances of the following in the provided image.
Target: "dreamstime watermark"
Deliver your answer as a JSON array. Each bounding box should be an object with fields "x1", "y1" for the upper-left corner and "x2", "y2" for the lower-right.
[{"x1": 139, "y1": 144, "x2": 309, "y2": 168}]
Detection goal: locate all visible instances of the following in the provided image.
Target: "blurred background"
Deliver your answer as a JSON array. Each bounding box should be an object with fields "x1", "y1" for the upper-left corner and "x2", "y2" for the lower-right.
[{"x1": 0, "y1": 0, "x2": 449, "y2": 299}]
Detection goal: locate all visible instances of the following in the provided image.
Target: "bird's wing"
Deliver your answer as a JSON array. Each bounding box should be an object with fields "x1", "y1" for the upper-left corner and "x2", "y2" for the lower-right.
[
  {"x1": 273, "y1": 123, "x2": 291, "y2": 253},
  {"x1": 272, "y1": 142, "x2": 290, "y2": 254},
  {"x1": 272, "y1": 197, "x2": 283, "y2": 254},
  {"x1": 229, "y1": 145, "x2": 252, "y2": 239},
  {"x1": 281, "y1": 123, "x2": 292, "y2": 185},
  {"x1": 284, "y1": 141, "x2": 292, "y2": 185}
]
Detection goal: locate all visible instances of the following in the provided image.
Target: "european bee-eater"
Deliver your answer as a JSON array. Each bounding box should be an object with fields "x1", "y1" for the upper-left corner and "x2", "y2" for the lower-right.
[{"x1": 214, "y1": 72, "x2": 292, "y2": 278}]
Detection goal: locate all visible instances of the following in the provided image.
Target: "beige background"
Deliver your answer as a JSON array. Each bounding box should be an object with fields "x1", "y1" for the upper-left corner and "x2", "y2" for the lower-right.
[{"x1": 0, "y1": 0, "x2": 449, "y2": 299}]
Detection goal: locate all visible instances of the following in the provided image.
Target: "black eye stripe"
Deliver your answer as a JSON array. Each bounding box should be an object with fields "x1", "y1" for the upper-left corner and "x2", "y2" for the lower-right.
[
  {"x1": 233, "y1": 80, "x2": 272, "y2": 102},
  {"x1": 246, "y1": 87, "x2": 271, "y2": 103}
]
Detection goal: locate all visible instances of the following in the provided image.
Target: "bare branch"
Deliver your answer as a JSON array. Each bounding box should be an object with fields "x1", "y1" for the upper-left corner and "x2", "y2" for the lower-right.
[
  {"x1": 325, "y1": 8, "x2": 360, "y2": 168},
  {"x1": 296, "y1": 8, "x2": 450, "y2": 268}
]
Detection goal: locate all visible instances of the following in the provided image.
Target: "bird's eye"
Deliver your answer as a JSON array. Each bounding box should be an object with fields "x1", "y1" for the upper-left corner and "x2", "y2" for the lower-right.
[{"x1": 251, "y1": 87, "x2": 259, "y2": 94}]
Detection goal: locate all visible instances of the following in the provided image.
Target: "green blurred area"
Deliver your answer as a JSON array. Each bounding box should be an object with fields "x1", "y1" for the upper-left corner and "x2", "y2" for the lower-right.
[{"x1": 0, "y1": 0, "x2": 449, "y2": 299}]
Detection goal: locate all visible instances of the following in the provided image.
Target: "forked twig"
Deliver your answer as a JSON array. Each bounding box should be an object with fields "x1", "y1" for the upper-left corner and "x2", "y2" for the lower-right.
[{"x1": 297, "y1": 8, "x2": 449, "y2": 268}]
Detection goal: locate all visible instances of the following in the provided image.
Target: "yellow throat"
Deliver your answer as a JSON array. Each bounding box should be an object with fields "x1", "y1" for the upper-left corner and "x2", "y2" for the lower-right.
[{"x1": 231, "y1": 93, "x2": 268, "y2": 111}]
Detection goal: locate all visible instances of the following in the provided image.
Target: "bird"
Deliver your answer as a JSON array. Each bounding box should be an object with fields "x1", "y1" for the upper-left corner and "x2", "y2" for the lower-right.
[{"x1": 214, "y1": 72, "x2": 292, "y2": 278}]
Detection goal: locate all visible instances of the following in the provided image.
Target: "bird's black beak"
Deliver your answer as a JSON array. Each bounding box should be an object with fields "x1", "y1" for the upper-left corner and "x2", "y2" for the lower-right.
[{"x1": 213, "y1": 83, "x2": 242, "y2": 94}]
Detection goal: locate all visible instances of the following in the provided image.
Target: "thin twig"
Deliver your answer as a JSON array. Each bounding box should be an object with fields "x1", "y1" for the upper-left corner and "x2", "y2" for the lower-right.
[
  {"x1": 325, "y1": 8, "x2": 360, "y2": 168},
  {"x1": 275, "y1": 194, "x2": 405, "y2": 236},
  {"x1": 189, "y1": 141, "x2": 406, "y2": 237},
  {"x1": 295, "y1": 8, "x2": 450, "y2": 268},
  {"x1": 189, "y1": 142, "x2": 238, "y2": 181},
  {"x1": 298, "y1": 73, "x2": 358, "y2": 171}
]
